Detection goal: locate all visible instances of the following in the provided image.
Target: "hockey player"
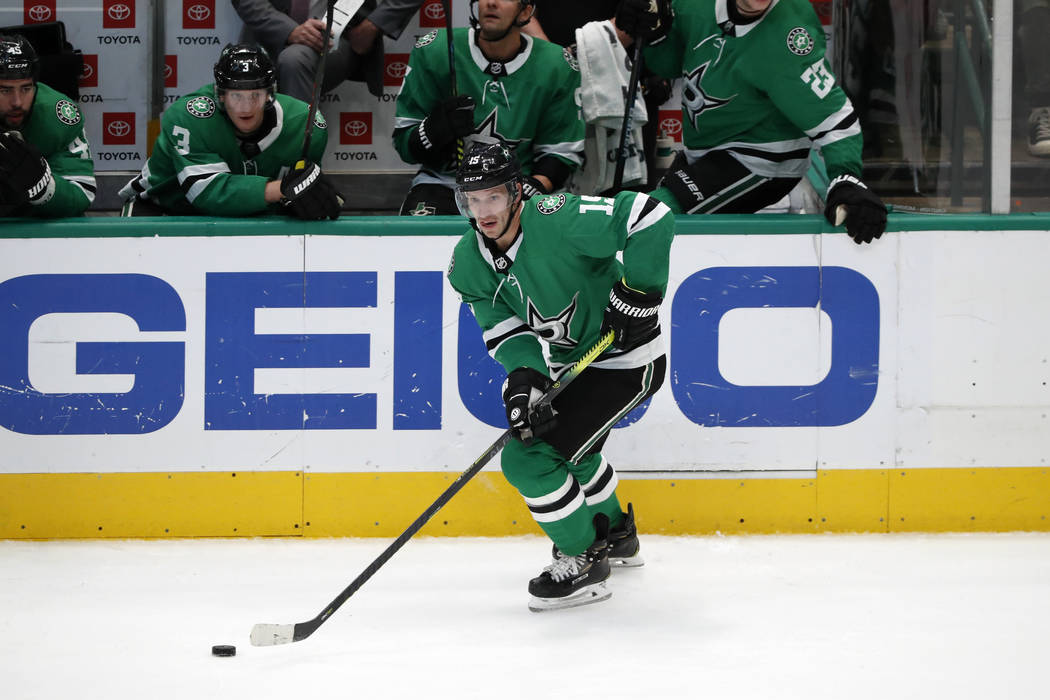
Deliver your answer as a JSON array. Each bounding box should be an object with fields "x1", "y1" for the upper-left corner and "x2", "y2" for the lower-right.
[
  {"x1": 393, "y1": 0, "x2": 584, "y2": 215},
  {"x1": 446, "y1": 142, "x2": 673, "y2": 611},
  {"x1": 616, "y1": 0, "x2": 887, "y2": 244},
  {"x1": 119, "y1": 44, "x2": 341, "y2": 219},
  {"x1": 0, "y1": 34, "x2": 95, "y2": 218}
]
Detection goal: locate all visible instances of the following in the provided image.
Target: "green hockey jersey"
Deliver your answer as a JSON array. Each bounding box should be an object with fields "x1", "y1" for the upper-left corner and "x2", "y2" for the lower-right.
[
  {"x1": 644, "y1": 0, "x2": 862, "y2": 180},
  {"x1": 0, "y1": 82, "x2": 95, "y2": 218},
  {"x1": 120, "y1": 85, "x2": 328, "y2": 216},
  {"x1": 394, "y1": 28, "x2": 584, "y2": 188},
  {"x1": 447, "y1": 191, "x2": 674, "y2": 377}
]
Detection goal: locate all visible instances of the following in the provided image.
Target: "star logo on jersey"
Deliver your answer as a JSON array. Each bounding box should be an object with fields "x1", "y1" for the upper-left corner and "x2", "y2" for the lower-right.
[
  {"x1": 313, "y1": 111, "x2": 327, "y2": 129},
  {"x1": 787, "y1": 27, "x2": 814, "y2": 56},
  {"x1": 409, "y1": 202, "x2": 436, "y2": 216},
  {"x1": 55, "y1": 100, "x2": 80, "y2": 126},
  {"x1": 536, "y1": 194, "x2": 565, "y2": 214},
  {"x1": 468, "y1": 109, "x2": 521, "y2": 150},
  {"x1": 562, "y1": 46, "x2": 579, "y2": 72},
  {"x1": 527, "y1": 294, "x2": 579, "y2": 349},
  {"x1": 415, "y1": 30, "x2": 437, "y2": 48},
  {"x1": 186, "y1": 96, "x2": 216, "y2": 119},
  {"x1": 682, "y1": 62, "x2": 732, "y2": 130}
]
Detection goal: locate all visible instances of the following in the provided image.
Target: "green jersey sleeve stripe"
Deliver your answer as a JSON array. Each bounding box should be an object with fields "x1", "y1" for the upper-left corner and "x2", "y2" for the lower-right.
[
  {"x1": 483, "y1": 317, "x2": 531, "y2": 354},
  {"x1": 626, "y1": 195, "x2": 671, "y2": 237}
]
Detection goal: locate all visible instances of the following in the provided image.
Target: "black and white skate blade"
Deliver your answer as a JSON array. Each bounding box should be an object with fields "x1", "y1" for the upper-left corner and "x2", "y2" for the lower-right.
[
  {"x1": 610, "y1": 552, "x2": 644, "y2": 568},
  {"x1": 528, "y1": 581, "x2": 611, "y2": 612}
]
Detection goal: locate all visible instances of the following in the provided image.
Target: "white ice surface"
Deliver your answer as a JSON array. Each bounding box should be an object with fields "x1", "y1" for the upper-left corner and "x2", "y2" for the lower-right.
[{"x1": 2, "y1": 533, "x2": 1049, "y2": 700}]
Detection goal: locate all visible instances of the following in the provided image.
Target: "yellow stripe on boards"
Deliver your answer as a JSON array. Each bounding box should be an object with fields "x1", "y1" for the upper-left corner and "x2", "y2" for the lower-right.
[{"x1": 1, "y1": 468, "x2": 1047, "y2": 539}]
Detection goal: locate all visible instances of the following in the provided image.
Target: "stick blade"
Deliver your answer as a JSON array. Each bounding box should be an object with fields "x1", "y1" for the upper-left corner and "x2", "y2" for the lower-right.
[{"x1": 250, "y1": 623, "x2": 296, "y2": 647}]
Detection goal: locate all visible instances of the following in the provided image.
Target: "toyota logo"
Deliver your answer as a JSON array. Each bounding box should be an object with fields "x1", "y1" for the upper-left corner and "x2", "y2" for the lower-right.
[
  {"x1": 108, "y1": 3, "x2": 132, "y2": 21},
  {"x1": 107, "y1": 120, "x2": 131, "y2": 137},
  {"x1": 423, "y1": 2, "x2": 444, "y2": 20},
  {"x1": 187, "y1": 4, "x2": 211, "y2": 21},
  {"x1": 81, "y1": 63, "x2": 94, "y2": 80},
  {"x1": 659, "y1": 117, "x2": 682, "y2": 136},
  {"x1": 163, "y1": 64, "x2": 173, "y2": 79},
  {"x1": 28, "y1": 5, "x2": 52, "y2": 22},
  {"x1": 344, "y1": 120, "x2": 367, "y2": 137},
  {"x1": 386, "y1": 62, "x2": 408, "y2": 79}
]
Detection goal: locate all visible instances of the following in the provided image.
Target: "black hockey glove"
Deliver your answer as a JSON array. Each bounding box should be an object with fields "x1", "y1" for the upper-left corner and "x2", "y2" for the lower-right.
[
  {"x1": 521, "y1": 175, "x2": 547, "y2": 200},
  {"x1": 412, "y1": 95, "x2": 476, "y2": 158},
  {"x1": 502, "y1": 367, "x2": 556, "y2": 443},
  {"x1": 824, "y1": 174, "x2": 887, "y2": 244},
  {"x1": 280, "y1": 162, "x2": 343, "y2": 220},
  {"x1": 641, "y1": 75, "x2": 672, "y2": 106},
  {"x1": 601, "y1": 279, "x2": 662, "y2": 352},
  {"x1": 657, "y1": 152, "x2": 706, "y2": 214},
  {"x1": 0, "y1": 131, "x2": 55, "y2": 206},
  {"x1": 615, "y1": 0, "x2": 674, "y2": 45}
]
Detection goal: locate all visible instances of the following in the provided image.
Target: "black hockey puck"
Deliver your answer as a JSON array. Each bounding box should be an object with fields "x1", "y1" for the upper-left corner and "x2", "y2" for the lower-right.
[{"x1": 211, "y1": 644, "x2": 236, "y2": 657}]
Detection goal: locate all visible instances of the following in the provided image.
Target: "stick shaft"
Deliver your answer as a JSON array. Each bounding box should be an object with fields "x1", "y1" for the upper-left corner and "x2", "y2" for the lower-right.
[
  {"x1": 251, "y1": 330, "x2": 615, "y2": 646},
  {"x1": 299, "y1": 0, "x2": 337, "y2": 165},
  {"x1": 441, "y1": 0, "x2": 463, "y2": 166},
  {"x1": 612, "y1": 40, "x2": 645, "y2": 192}
]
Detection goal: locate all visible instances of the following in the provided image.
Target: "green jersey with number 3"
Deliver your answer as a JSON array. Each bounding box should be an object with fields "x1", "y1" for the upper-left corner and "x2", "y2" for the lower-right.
[
  {"x1": 120, "y1": 84, "x2": 327, "y2": 216},
  {"x1": 447, "y1": 191, "x2": 674, "y2": 377},
  {"x1": 645, "y1": 0, "x2": 861, "y2": 180}
]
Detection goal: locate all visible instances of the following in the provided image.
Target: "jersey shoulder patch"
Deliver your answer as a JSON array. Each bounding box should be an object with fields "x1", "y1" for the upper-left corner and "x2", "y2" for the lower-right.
[
  {"x1": 562, "y1": 46, "x2": 579, "y2": 72},
  {"x1": 786, "y1": 27, "x2": 815, "y2": 56},
  {"x1": 313, "y1": 110, "x2": 327, "y2": 129},
  {"x1": 416, "y1": 29, "x2": 438, "y2": 48},
  {"x1": 55, "y1": 99, "x2": 81, "y2": 126},
  {"x1": 185, "y1": 95, "x2": 217, "y2": 119},
  {"x1": 535, "y1": 193, "x2": 566, "y2": 215}
]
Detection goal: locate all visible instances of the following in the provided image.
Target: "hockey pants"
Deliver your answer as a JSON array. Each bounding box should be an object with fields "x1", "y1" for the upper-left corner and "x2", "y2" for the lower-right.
[{"x1": 500, "y1": 356, "x2": 666, "y2": 556}]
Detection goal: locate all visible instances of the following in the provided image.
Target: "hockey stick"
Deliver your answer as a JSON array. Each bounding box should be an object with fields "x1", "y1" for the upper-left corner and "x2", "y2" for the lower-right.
[
  {"x1": 296, "y1": 0, "x2": 338, "y2": 169},
  {"x1": 441, "y1": 0, "x2": 464, "y2": 167},
  {"x1": 250, "y1": 329, "x2": 616, "y2": 647},
  {"x1": 611, "y1": 39, "x2": 645, "y2": 193},
  {"x1": 834, "y1": 205, "x2": 847, "y2": 226}
]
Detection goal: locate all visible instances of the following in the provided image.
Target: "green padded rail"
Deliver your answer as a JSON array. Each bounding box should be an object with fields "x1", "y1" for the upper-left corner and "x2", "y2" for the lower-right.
[{"x1": 1, "y1": 212, "x2": 1049, "y2": 239}]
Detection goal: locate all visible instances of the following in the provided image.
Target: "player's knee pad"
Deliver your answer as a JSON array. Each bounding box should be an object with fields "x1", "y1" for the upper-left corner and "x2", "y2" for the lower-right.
[{"x1": 500, "y1": 437, "x2": 562, "y2": 492}]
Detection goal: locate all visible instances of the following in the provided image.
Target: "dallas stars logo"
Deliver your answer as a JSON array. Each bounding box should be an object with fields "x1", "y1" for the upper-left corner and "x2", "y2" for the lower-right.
[
  {"x1": 415, "y1": 30, "x2": 437, "y2": 48},
  {"x1": 468, "y1": 109, "x2": 521, "y2": 150},
  {"x1": 787, "y1": 27, "x2": 814, "y2": 56},
  {"x1": 55, "y1": 100, "x2": 80, "y2": 126},
  {"x1": 313, "y1": 111, "x2": 327, "y2": 129},
  {"x1": 536, "y1": 194, "x2": 565, "y2": 214},
  {"x1": 681, "y1": 62, "x2": 732, "y2": 130},
  {"x1": 186, "y1": 96, "x2": 216, "y2": 119},
  {"x1": 527, "y1": 294, "x2": 579, "y2": 348}
]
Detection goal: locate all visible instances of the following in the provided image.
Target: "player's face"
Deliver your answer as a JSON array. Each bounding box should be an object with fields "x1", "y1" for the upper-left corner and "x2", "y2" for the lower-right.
[
  {"x1": 463, "y1": 183, "x2": 518, "y2": 238},
  {"x1": 221, "y1": 89, "x2": 268, "y2": 133},
  {"x1": 475, "y1": 0, "x2": 527, "y2": 40},
  {"x1": 735, "y1": 0, "x2": 773, "y2": 16},
  {"x1": 0, "y1": 79, "x2": 36, "y2": 129}
]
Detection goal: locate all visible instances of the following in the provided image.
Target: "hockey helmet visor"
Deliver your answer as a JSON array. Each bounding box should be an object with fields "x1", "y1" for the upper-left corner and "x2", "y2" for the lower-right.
[
  {"x1": 468, "y1": 0, "x2": 536, "y2": 30},
  {"x1": 454, "y1": 142, "x2": 522, "y2": 220}
]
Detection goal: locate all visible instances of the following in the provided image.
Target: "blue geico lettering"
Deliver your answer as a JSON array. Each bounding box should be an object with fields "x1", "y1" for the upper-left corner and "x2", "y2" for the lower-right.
[
  {"x1": 670, "y1": 266, "x2": 879, "y2": 427},
  {"x1": 0, "y1": 274, "x2": 185, "y2": 434},
  {"x1": 0, "y1": 266, "x2": 878, "y2": 435},
  {"x1": 205, "y1": 271, "x2": 377, "y2": 430}
]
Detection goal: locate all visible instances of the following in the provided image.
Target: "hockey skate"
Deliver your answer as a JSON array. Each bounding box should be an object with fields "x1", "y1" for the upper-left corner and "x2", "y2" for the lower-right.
[
  {"x1": 528, "y1": 515, "x2": 611, "y2": 612},
  {"x1": 552, "y1": 503, "x2": 644, "y2": 568}
]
